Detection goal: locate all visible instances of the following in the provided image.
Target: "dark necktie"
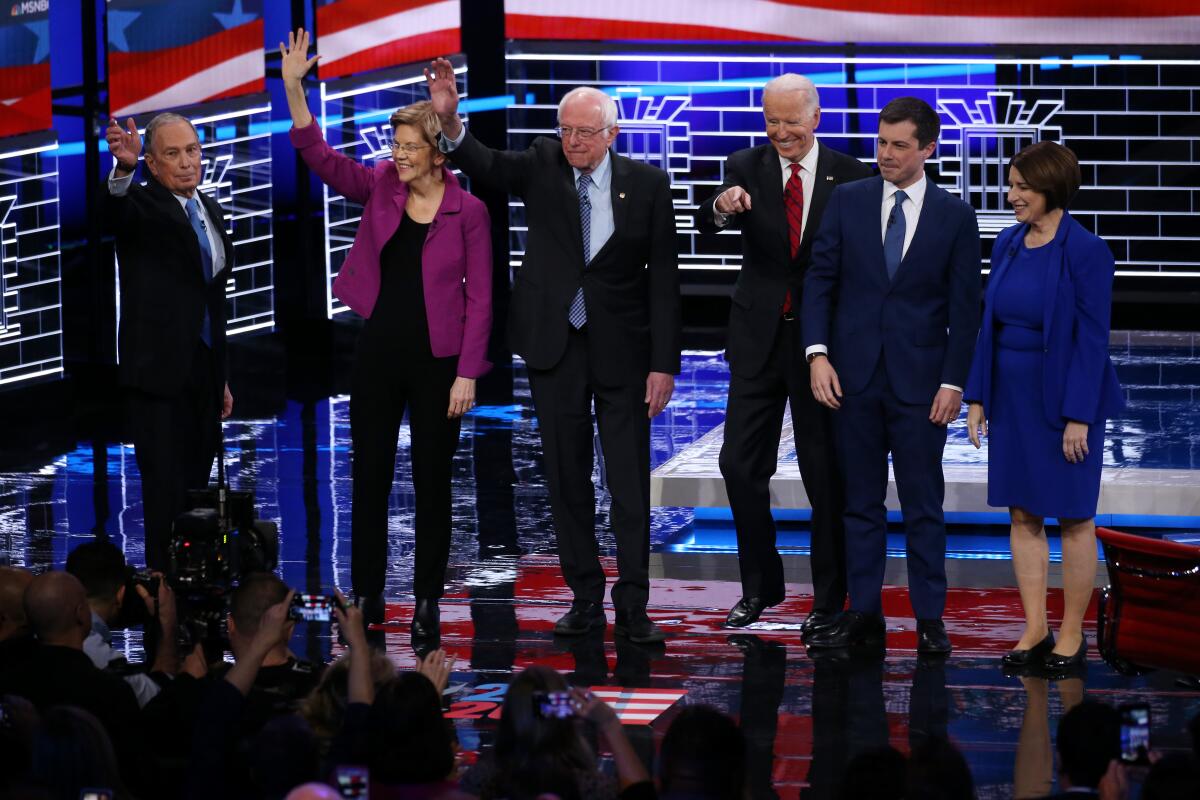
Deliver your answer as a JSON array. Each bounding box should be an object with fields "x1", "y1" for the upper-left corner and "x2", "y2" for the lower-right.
[
  {"x1": 884, "y1": 189, "x2": 908, "y2": 281},
  {"x1": 568, "y1": 174, "x2": 592, "y2": 329},
  {"x1": 783, "y1": 163, "x2": 803, "y2": 315},
  {"x1": 186, "y1": 196, "x2": 214, "y2": 347}
]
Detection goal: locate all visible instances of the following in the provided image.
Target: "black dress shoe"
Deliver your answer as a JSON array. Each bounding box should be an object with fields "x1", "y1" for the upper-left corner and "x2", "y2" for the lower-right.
[
  {"x1": 411, "y1": 598, "x2": 440, "y2": 640},
  {"x1": 801, "y1": 609, "x2": 840, "y2": 640},
  {"x1": 359, "y1": 592, "x2": 385, "y2": 627},
  {"x1": 916, "y1": 618, "x2": 952, "y2": 655},
  {"x1": 805, "y1": 611, "x2": 886, "y2": 650},
  {"x1": 554, "y1": 601, "x2": 606, "y2": 636},
  {"x1": 1001, "y1": 633, "x2": 1055, "y2": 667},
  {"x1": 1042, "y1": 636, "x2": 1087, "y2": 674},
  {"x1": 614, "y1": 609, "x2": 667, "y2": 644},
  {"x1": 725, "y1": 595, "x2": 784, "y2": 628}
]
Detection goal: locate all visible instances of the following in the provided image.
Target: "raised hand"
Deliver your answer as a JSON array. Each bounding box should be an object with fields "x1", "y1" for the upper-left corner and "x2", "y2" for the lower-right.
[
  {"x1": 423, "y1": 57, "x2": 461, "y2": 125},
  {"x1": 106, "y1": 117, "x2": 141, "y2": 170},
  {"x1": 279, "y1": 28, "x2": 320, "y2": 85}
]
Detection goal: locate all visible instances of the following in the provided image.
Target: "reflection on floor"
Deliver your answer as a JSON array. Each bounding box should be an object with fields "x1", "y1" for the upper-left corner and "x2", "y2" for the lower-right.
[{"x1": 1, "y1": 337, "x2": 1199, "y2": 799}]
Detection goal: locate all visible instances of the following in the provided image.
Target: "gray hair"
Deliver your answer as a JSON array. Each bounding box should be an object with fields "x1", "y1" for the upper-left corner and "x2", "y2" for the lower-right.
[
  {"x1": 763, "y1": 73, "x2": 820, "y2": 119},
  {"x1": 144, "y1": 112, "x2": 200, "y2": 156},
  {"x1": 557, "y1": 86, "x2": 618, "y2": 129}
]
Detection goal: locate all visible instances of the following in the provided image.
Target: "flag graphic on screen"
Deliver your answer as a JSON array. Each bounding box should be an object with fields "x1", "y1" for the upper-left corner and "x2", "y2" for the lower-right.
[
  {"x1": 0, "y1": 1, "x2": 51, "y2": 139},
  {"x1": 107, "y1": 0, "x2": 265, "y2": 118},
  {"x1": 505, "y1": 0, "x2": 1200, "y2": 45},
  {"x1": 316, "y1": 0, "x2": 460, "y2": 81}
]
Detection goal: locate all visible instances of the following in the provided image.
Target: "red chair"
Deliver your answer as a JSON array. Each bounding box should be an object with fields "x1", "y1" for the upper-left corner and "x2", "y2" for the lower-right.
[{"x1": 1096, "y1": 527, "x2": 1200, "y2": 676}]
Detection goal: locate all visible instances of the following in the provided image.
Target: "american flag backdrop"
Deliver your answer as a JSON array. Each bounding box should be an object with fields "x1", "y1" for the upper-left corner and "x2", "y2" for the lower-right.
[
  {"x1": 0, "y1": 2, "x2": 51, "y2": 139},
  {"x1": 505, "y1": 0, "x2": 1200, "y2": 45},
  {"x1": 316, "y1": 0, "x2": 461, "y2": 81},
  {"x1": 106, "y1": 0, "x2": 265, "y2": 118}
]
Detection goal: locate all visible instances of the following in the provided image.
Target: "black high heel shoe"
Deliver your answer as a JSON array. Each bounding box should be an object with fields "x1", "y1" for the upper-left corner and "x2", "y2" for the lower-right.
[
  {"x1": 411, "y1": 598, "x2": 440, "y2": 641},
  {"x1": 1001, "y1": 633, "x2": 1055, "y2": 667},
  {"x1": 1041, "y1": 635, "x2": 1087, "y2": 674}
]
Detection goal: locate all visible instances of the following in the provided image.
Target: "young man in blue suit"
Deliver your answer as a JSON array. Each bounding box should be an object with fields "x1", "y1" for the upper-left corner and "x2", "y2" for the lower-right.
[{"x1": 801, "y1": 97, "x2": 981, "y2": 655}]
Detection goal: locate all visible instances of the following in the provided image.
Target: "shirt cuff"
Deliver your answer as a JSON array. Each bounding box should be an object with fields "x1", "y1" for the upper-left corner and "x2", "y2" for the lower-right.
[
  {"x1": 438, "y1": 123, "x2": 467, "y2": 153},
  {"x1": 805, "y1": 344, "x2": 828, "y2": 360},
  {"x1": 712, "y1": 187, "x2": 735, "y2": 227},
  {"x1": 108, "y1": 164, "x2": 135, "y2": 196},
  {"x1": 940, "y1": 384, "x2": 963, "y2": 393}
]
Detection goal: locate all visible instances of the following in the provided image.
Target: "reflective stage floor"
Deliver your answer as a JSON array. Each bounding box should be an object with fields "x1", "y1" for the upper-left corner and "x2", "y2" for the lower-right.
[{"x1": 2, "y1": 334, "x2": 1199, "y2": 799}]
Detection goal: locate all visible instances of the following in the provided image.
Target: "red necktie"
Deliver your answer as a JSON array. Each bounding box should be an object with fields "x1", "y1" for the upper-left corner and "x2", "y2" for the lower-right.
[{"x1": 783, "y1": 162, "x2": 804, "y2": 314}]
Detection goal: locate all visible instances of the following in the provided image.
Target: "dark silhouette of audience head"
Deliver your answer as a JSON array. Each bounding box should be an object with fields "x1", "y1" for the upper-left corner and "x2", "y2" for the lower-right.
[
  {"x1": 838, "y1": 746, "x2": 906, "y2": 800},
  {"x1": 1055, "y1": 701, "x2": 1121, "y2": 791},
  {"x1": 251, "y1": 713, "x2": 321, "y2": 798},
  {"x1": 367, "y1": 671, "x2": 455, "y2": 785},
  {"x1": 65, "y1": 540, "x2": 129, "y2": 622},
  {"x1": 0, "y1": 695, "x2": 41, "y2": 796},
  {"x1": 30, "y1": 705, "x2": 130, "y2": 800},
  {"x1": 301, "y1": 648, "x2": 396, "y2": 743},
  {"x1": 0, "y1": 565, "x2": 34, "y2": 642},
  {"x1": 495, "y1": 666, "x2": 597, "y2": 792},
  {"x1": 23, "y1": 571, "x2": 91, "y2": 648},
  {"x1": 657, "y1": 705, "x2": 746, "y2": 799},
  {"x1": 229, "y1": 571, "x2": 294, "y2": 658},
  {"x1": 906, "y1": 736, "x2": 976, "y2": 800}
]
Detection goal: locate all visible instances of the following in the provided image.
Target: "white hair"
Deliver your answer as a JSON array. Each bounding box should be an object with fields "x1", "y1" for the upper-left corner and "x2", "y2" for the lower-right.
[
  {"x1": 763, "y1": 73, "x2": 820, "y2": 118},
  {"x1": 557, "y1": 86, "x2": 619, "y2": 129}
]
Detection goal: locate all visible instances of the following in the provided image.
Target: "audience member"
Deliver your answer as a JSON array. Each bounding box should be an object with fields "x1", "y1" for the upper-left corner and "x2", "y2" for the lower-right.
[
  {"x1": 300, "y1": 647, "x2": 396, "y2": 749},
  {"x1": 0, "y1": 565, "x2": 36, "y2": 666},
  {"x1": 657, "y1": 705, "x2": 746, "y2": 800},
  {"x1": 29, "y1": 705, "x2": 133, "y2": 800},
  {"x1": 837, "y1": 746, "x2": 906, "y2": 800},
  {"x1": 906, "y1": 736, "x2": 977, "y2": 800},
  {"x1": 285, "y1": 784, "x2": 342, "y2": 800},
  {"x1": 1139, "y1": 752, "x2": 1200, "y2": 800},
  {"x1": 0, "y1": 571, "x2": 153, "y2": 794},
  {"x1": 1044, "y1": 701, "x2": 1121, "y2": 798},
  {"x1": 66, "y1": 538, "x2": 186, "y2": 706},
  {"x1": 0, "y1": 694, "x2": 43, "y2": 799}
]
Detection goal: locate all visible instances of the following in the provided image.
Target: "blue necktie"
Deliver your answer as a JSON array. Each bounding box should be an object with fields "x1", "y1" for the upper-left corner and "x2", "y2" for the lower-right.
[
  {"x1": 883, "y1": 189, "x2": 908, "y2": 281},
  {"x1": 568, "y1": 174, "x2": 592, "y2": 329},
  {"x1": 186, "y1": 197, "x2": 214, "y2": 347}
]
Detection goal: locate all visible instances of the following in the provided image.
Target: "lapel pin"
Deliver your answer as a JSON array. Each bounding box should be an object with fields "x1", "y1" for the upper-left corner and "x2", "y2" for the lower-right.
[
  {"x1": 619, "y1": 192, "x2": 626, "y2": 199},
  {"x1": 825, "y1": 175, "x2": 834, "y2": 181}
]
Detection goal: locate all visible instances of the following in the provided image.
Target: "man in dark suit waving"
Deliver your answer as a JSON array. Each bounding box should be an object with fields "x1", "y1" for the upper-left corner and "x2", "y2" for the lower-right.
[
  {"x1": 105, "y1": 114, "x2": 234, "y2": 570},
  {"x1": 698, "y1": 74, "x2": 872, "y2": 636},
  {"x1": 802, "y1": 97, "x2": 981, "y2": 654},
  {"x1": 426, "y1": 59, "x2": 680, "y2": 643}
]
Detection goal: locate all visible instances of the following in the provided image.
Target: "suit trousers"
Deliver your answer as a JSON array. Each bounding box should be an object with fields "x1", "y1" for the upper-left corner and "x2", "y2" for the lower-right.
[
  {"x1": 836, "y1": 357, "x2": 949, "y2": 620},
  {"x1": 719, "y1": 320, "x2": 846, "y2": 610},
  {"x1": 527, "y1": 327, "x2": 652, "y2": 611},
  {"x1": 128, "y1": 341, "x2": 220, "y2": 570},
  {"x1": 349, "y1": 348, "x2": 461, "y2": 600}
]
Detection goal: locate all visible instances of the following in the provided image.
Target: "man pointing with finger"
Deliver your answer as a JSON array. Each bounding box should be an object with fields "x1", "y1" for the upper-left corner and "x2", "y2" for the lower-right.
[
  {"x1": 105, "y1": 114, "x2": 233, "y2": 570},
  {"x1": 425, "y1": 59, "x2": 680, "y2": 643}
]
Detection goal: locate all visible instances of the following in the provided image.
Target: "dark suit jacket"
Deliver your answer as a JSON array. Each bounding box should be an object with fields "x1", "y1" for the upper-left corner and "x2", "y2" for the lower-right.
[
  {"x1": 802, "y1": 176, "x2": 981, "y2": 405},
  {"x1": 965, "y1": 212, "x2": 1124, "y2": 427},
  {"x1": 447, "y1": 132, "x2": 680, "y2": 384},
  {"x1": 106, "y1": 173, "x2": 232, "y2": 397},
  {"x1": 698, "y1": 142, "x2": 873, "y2": 378}
]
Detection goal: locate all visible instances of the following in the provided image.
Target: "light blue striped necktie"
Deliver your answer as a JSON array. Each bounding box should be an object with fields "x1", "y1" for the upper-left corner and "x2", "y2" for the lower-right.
[
  {"x1": 883, "y1": 189, "x2": 908, "y2": 281},
  {"x1": 186, "y1": 197, "x2": 214, "y2": 347},
  {"x1": 568, "y1": 174, "x2": 592, "y2": 329}
]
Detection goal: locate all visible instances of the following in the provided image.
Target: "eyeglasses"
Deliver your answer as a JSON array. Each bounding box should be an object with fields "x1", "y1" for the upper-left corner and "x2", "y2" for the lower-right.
[
  {"x1": 555, "y1": 126, "x2": 611, "y2": 141},
  {"x1": 390, "y1": 141, "x2": 430, "y2": 154}
]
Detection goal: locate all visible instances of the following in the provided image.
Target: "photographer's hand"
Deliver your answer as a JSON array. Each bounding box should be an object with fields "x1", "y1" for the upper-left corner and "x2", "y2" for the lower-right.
[
  {"x1": 572, "y1": 688, "x2": 650, "y2": 789},
  {"x1": 138, "y1": 573, "x2": 182, "y2": 675},
  {"x1": 333, "y1": 591, "x2": 374, "y2": 705},
  {"x1": 417, "y1": 648, "x2": 456, "y2": 695}
]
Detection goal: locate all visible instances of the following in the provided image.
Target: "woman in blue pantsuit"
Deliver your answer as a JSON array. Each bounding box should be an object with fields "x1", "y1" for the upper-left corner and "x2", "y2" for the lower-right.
[{"x1": 965, "y1": 141, "x2": 1123, "y2": 672}]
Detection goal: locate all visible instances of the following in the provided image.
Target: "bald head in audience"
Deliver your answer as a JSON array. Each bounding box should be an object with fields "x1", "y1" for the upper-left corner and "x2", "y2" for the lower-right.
[
  {"x1": 0, "y1": 565, "x2": 34, "y2": 642},
  {"x1": 22, "y1": 571, "x2": 92, "y2": 648},
  {"x1": 285, "y1": 783, "x2": 343, "y2": 800}
]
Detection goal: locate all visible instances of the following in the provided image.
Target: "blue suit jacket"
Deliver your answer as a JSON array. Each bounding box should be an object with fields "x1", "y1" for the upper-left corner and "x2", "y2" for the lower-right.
[
  {"x1": 801, "y1": 176, "x2": 982, "y2": 405},
  {"x1": 964, "y1": 212, "x2": 1124, "y2": 427}
]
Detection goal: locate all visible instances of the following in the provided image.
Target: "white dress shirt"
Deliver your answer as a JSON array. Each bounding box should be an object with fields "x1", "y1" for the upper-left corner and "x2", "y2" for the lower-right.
[
  {"x1": 806, "y1": 172, "x2": 961, "y2": 393},
  {"x1": 713, "y1": 140, "x2": 821, "y2": 229},
  {"x1": 107, "y1": 164, "x2": 224, "y2": 277}
]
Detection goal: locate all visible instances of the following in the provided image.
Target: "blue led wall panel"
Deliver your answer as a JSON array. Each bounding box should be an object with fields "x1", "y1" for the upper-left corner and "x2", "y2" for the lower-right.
[
  {"x1": 115, "y1": 96, "x2": 275, "y2": 347},
  {"x1": 317, "y1": 61, "x2": 467, "y2": 319},
  {"x1": 0, "y1": 130, "x2": 62, "y2": 390},
  {"x1": 504, "y1": 51, "x2": 1200, "y2": 279}
]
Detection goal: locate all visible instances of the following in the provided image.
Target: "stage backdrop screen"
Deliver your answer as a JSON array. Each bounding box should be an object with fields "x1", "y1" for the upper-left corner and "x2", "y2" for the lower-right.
[
  {"x1": 504, "y1": 1, "x2": 1200, "y2": 46},
  {"x1": 316, "y1": 0, "x2": 461, "y2": 80},
  {"x1": 106, "y1": 0, "x2": 265, "y2": 117},
  {"x1": 0, "y1": 1, "x2": 51, "y2": 139}
]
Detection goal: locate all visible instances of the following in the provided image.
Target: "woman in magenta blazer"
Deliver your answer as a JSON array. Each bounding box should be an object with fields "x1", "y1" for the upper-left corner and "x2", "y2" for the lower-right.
[{"x1": 281, "y1": 30, "x2": 492, "y2": 641}]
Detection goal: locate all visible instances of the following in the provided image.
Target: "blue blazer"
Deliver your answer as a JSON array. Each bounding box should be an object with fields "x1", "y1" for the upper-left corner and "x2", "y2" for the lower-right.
[
  {"x1": 801, "y1": 176, "x2": 981, "y2": 405},
  {"x1": 964, "y1": 212, "x2": 1124, "y2": 427}
]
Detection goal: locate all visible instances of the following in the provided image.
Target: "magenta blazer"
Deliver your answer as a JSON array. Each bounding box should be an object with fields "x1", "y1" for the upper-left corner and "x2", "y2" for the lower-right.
[{"x1": 289, "y1": 120, "x2": 493, "y2": 378}]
